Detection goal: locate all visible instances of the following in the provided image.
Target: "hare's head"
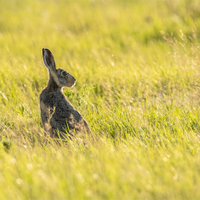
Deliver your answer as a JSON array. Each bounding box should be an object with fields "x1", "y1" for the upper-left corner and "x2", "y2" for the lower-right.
[{"x1": 42, "y1": 48, "x2": 76, "y2": 88}]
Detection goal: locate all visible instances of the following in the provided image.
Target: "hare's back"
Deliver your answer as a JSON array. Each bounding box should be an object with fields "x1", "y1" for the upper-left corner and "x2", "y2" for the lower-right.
[
  {"x1": 40, "y1": 89, "x2": 91, "y2": 135},
  {"x1": 53, "y1": 102, "x2": 91, "y2": 134}
]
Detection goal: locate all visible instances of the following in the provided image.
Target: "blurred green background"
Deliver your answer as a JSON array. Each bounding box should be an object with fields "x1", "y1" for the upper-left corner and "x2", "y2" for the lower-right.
[{"x1": 1, "y1": 0, "x2": 200, "y2": 199}]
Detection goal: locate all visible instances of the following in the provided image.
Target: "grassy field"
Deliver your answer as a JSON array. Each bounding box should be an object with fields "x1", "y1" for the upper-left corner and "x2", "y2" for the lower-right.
[{"x1": 1, "y1": 0, "x2": 200, "y2": 199}]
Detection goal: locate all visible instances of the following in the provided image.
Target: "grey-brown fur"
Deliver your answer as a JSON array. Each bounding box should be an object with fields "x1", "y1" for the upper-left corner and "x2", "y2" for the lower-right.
[{"x1": 40, "y1": 48, "x2": 92, "y2": 139}]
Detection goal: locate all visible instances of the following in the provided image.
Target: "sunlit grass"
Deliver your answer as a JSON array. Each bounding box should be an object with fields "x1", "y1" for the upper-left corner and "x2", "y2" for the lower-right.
[{"x1": 1, "y1": 0, "x2": 200, "y2": 199}]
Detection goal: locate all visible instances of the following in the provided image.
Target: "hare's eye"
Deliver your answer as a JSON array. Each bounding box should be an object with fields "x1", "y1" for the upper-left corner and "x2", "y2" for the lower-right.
[{"x1": 61, "y1": 71, "x2": 68, "y2": 77}]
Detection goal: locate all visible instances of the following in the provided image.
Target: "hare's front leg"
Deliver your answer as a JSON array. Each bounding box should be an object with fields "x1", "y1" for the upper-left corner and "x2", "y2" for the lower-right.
[{"x1": 40, "y1": 101, "x2": 55, "y2": 137}]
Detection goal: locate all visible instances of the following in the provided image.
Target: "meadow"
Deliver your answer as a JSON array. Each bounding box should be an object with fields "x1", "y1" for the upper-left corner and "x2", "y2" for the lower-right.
[{"x1": 1, "y1": 0, "x2": 200, "y2": 199}]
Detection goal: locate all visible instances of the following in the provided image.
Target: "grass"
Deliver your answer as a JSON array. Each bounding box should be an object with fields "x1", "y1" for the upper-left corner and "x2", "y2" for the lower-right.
[{"x1": 1, "y1": 0, "x2": 200, "y2": 199}]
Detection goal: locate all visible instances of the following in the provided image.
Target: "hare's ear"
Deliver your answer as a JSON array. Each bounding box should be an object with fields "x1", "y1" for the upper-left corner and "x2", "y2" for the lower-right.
[{"x1": 42, "y1": 48, "x2": 56, "y2": 71}]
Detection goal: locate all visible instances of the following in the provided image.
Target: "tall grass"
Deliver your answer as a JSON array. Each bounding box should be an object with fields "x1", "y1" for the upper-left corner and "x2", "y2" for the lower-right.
[{"x1": 1, "y1": 0, "x2": 200, "y2": 199}]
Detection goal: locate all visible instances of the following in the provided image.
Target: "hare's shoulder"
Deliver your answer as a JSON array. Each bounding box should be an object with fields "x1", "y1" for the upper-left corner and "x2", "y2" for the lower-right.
[
  {"x1": 40, "y1": 88, "x2": 64, "y2": 105},
  {"x1": 40, "y1": 88, "x2": 83, "y2": 119},
  {"x1": 39, "y1": 88, "x2": 53, "y2": 102}
]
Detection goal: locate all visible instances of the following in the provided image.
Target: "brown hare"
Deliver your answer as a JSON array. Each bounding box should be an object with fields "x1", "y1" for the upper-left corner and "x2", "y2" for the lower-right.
[{"x1": 40, "y1": 48, "x2": 92, "y2": 139}]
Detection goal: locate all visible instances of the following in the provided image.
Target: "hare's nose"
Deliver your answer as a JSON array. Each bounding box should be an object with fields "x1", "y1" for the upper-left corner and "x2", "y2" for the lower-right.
[{"x1": 70, "y1": 77, "x2": 76, "y2": 87}]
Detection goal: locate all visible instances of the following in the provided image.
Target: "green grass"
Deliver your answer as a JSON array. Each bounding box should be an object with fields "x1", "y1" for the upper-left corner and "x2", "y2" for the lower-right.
[{"x1": 1, "y1": 0, "x2": 200, "y2": 199}]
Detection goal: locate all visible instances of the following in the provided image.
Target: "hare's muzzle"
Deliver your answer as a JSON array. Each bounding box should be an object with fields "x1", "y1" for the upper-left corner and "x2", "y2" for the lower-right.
[{"x1": 68, "y1": 76, "x2": 76, "y2": 87}]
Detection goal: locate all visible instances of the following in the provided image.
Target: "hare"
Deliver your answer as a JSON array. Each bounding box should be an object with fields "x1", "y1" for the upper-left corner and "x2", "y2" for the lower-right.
[{"x1": 40, "y1": 48, "x2": 92, "y2": 139}]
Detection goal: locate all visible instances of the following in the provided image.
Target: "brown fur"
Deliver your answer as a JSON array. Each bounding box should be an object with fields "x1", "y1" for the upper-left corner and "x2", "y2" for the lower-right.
[{"x1": 40, "y1": 48, "x2": 92, "y2": 139}]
